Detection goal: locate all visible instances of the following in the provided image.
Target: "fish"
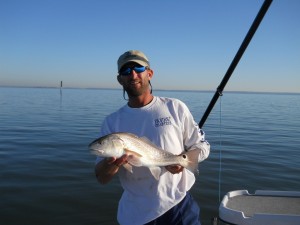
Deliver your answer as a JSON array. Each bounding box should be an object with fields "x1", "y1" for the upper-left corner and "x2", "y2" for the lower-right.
[{"x1": 88, "y1": 132, "x2": 201, "y2": 180}]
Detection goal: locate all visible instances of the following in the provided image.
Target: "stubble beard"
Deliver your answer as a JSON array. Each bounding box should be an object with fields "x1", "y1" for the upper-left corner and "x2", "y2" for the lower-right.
[
  {"x1": 124, "y1": 81, "x2": 149, "y2": 98},
  {"x1": 124, "y1": 86, "x2": 148, "y2": 97}
]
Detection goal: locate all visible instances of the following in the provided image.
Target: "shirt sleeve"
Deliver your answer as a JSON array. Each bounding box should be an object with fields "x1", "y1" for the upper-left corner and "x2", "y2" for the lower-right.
[{"x1": 181, "y1": 103, "x2": 210, "y2": 162}]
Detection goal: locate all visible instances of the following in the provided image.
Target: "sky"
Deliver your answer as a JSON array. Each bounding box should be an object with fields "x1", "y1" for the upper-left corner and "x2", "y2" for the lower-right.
[{"x1": 1, "y1": 0, "x2": 299, "y2": 93}]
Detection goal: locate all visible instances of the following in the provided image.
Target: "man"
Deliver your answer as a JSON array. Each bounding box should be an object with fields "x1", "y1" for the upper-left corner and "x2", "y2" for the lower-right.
[{"x1": 95, "y1": 50, "x2": 210, "y2": 225}]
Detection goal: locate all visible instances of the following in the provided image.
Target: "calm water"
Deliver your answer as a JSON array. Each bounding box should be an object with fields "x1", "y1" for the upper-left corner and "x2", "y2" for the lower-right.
[{"x1": 0, "y1": 87, "x2": 299, "y2": 225}]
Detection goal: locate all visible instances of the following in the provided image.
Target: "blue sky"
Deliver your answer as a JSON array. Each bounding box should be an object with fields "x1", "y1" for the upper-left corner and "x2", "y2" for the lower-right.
[{"x1": 1, "y1": 0, "x2": 299, "y2": 93}]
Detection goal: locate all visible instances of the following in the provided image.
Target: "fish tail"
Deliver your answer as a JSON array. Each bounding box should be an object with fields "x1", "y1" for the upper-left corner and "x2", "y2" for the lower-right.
[{"x1": 180, "y1": 149, "x2": 201, "y2": 174}]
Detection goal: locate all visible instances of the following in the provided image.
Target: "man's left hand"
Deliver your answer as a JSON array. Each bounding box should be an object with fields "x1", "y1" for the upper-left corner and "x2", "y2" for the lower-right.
[{"x1": 165, "y1": 165, "x2": 184, "y2": 174}]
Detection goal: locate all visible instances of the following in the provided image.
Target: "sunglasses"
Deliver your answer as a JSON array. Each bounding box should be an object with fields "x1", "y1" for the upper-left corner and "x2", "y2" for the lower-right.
[{"x1": 119, "y1": 66, "x2": 147, "y2": 76}]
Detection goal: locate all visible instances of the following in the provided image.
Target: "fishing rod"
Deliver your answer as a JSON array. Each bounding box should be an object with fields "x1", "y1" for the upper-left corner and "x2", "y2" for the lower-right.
[{"x1": 199, "y1": 0, "x2": 273, "y2": 129}]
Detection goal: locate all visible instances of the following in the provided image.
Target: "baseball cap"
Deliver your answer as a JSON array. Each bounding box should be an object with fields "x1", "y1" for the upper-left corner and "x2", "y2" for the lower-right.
[{"x1": 117, "y1": 50, "x2": 150, "y2": 72}]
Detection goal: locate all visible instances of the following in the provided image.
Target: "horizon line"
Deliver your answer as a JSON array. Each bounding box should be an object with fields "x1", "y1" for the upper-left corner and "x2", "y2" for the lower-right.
[{"x1": 1, "y1": 85, "x2": 299, "y2": 95}]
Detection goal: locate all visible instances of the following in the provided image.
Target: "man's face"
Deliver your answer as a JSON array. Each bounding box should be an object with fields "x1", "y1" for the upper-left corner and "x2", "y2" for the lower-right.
[{"x1": 118, "y1": 62, "x2": 151, "y2": 97}]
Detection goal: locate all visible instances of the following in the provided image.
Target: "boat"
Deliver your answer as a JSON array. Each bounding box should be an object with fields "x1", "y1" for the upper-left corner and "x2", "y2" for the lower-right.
[{"x1": 219, "y1": 190, "x2": 300, "y2": 225}]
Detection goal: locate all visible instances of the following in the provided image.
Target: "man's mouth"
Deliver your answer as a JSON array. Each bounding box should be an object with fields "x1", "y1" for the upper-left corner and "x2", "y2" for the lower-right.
[{"x1": 130, "y1": 80, "x2": 140, "y2": 85}]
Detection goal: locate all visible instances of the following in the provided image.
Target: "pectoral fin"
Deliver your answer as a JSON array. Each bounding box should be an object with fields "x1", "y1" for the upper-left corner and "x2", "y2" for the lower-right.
[
  {"x1": 127, "y1": 155, "x2": 143, "y2": 167},
  {"x1": 122, "y1": 163, "x2": 133, "y2": 173},
  {"x1": 149, "y1": 167, "x2": 161, "y2": 180},
  {"x1": 124, "y1": 148, "x2": 144, "y2": 167}
]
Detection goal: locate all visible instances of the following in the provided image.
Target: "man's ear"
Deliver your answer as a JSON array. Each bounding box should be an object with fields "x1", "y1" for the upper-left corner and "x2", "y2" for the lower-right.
[
  {"x1": 117, "y1": 75, "x2": 123, "y2": 85},
  {"x1": 147, "y1": 69, "x2": 154, "y2": 79}
]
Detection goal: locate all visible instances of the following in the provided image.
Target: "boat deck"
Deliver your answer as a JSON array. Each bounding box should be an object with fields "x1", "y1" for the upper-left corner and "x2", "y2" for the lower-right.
[{"x1": 219, "y1": 190, "x2": 300, "y2": 225}]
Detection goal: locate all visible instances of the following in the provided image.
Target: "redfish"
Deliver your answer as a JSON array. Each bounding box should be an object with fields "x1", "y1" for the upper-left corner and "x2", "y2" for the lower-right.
[{"x1": 89, "y1": 132, "x2": 200, "y2": 179}]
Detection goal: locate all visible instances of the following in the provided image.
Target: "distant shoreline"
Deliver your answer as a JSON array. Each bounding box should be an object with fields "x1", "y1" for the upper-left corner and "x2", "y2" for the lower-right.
[{"x1": 1, "y1": 85, "x2": 299, "y2": 95}]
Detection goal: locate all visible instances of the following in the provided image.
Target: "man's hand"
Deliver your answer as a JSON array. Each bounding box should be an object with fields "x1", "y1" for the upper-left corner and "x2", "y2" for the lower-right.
[
  {"x1": 165, "y1": 165, "x2": 184, "y2": 174},
  {"x1": 107, "y1": 154, "x2": 128, "y2": 168},
  {"x1": 95, "y1": 154, "x2": 128, "y2": 184}
]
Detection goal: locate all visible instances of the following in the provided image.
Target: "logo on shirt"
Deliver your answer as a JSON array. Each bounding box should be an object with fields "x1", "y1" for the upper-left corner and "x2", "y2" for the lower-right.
[{"x1": 154, "y1": 117, "x2": 172, "y2": 127}]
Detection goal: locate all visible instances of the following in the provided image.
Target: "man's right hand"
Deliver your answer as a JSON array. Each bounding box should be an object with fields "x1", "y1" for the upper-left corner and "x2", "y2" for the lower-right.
[{"x1": 95, "y1": 154, "x2": 128, "y2": 184}]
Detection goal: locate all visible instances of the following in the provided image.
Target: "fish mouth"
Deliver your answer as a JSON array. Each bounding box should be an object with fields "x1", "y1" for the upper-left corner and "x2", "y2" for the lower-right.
[
  {"x1": 90, "y1": 149, "x2": 104, "y2": 156},
  {"x1": 88, "y1": 142, "x2": 103, "y2": 151}
]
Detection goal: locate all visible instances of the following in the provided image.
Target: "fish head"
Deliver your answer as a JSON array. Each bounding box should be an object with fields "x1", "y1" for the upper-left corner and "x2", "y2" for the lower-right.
[{"x1": 88, "y1": 134, "x2": 125, "y2": 158}]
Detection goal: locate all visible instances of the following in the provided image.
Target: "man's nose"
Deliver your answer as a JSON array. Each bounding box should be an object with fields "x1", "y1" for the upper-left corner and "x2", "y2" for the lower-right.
[{"x1": 130, "y1": 70, "x2": 139, "y2": 78}]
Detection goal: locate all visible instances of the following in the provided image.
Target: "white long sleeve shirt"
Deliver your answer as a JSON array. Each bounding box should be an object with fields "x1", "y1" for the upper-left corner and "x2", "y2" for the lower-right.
[{"x1": 97, "y1": 96, "x2": 210, "y2": 225}]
